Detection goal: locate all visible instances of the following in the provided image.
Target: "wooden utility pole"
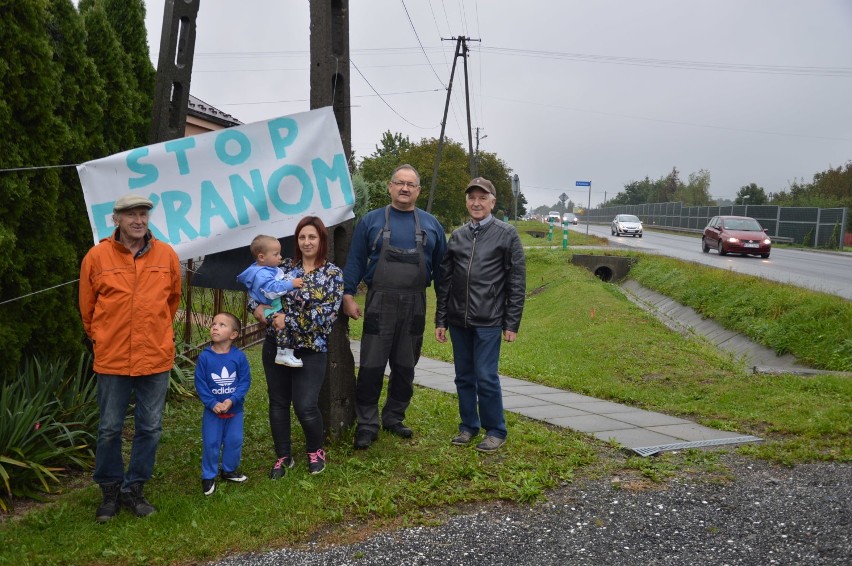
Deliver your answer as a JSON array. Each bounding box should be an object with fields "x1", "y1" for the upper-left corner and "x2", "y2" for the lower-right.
[{"x1": 310, "y1": 0, "x2": 356, "y2": 439}]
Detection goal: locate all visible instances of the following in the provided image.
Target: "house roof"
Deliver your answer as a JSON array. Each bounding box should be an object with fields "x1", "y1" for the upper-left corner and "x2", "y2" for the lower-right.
[{"x1": 187, "y1": 94, "x2": 242, "y2": 128}]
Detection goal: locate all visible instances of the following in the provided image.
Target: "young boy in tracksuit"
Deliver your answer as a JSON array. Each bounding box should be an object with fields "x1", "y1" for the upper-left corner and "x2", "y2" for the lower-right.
[{"x1": 194, "y1": 312, "x2": 251, "y2": 496}]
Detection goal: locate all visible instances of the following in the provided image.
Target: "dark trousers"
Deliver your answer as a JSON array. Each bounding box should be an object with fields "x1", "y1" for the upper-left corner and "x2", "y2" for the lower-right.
[
  {"x1": 262, "y1": 338, "x2": 327, "y2": 455},
  {"x1": 355, "y1": 289, "x2": 425, "y2": 432}
]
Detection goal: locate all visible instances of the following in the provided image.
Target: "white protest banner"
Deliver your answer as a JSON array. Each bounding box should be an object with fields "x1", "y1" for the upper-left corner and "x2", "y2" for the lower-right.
[{"x1": 77, "y1": 106, "x2": 354, "y2": 260}]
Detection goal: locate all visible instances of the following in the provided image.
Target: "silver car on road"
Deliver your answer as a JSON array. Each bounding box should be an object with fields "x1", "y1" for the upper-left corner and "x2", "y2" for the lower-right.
[{"x1": 611, "y1": 214, "x2": 643, "y2": 238}]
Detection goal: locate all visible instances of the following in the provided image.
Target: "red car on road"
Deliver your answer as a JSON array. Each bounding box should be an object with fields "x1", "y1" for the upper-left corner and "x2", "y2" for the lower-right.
[{"x1": 702, "y1": 216, "x2": 772, "y2": 258}]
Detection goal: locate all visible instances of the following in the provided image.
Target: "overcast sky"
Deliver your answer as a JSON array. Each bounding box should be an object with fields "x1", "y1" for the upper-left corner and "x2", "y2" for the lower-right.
[{"x1": 142, "y1": 0, "x2": 852, "y2": 209}]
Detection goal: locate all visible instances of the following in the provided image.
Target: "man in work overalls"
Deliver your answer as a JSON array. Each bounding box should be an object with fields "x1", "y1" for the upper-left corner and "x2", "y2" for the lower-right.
[{"x1": 342, "y1": 164, "x2": 447, "y2": 450}]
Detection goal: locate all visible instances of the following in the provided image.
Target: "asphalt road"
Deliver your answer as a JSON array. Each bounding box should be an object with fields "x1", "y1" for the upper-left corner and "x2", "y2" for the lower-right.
[{"x1": 569, "y1": 223, "x2": 852, "y2": 300}]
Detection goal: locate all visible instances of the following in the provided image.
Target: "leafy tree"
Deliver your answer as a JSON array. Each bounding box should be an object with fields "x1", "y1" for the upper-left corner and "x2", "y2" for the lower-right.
[
  {"x1": 0, "y1": 0, "x2": 83, "y2": 377},
  {"x1": 359, "y1": 132, "x2": 526, "y2": 225},
  {"x1": 475, "y1": 151, "x2": 522, "y2": 219},
  {"x1": 358, "y1": 131, "x2": 413, "y2": 185},
  {"x1": 399, "y1": 137, "x2": 469, "y2": 228},
  {"x1": 676, "y1": 169, "x2": 713, "y2": 206},
  {"x1": 610, "y1": 176, "x2": 657, "y2": 205},
  {"x1": 658, "y1": 167, "x2": 681, "y2": 202},
  {"x1": 350, "y1": 172, "x2": 371, "y2": 222},
  {"x1": 735, "y1": 183, "x2": 768, "y2": 205},
  {"x1": 773, "y1": 162, "x2": 852, "y2": 209}
]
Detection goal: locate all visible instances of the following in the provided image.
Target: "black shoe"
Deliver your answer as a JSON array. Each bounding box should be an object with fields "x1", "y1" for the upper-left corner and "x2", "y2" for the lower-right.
[
  {"x1": 383, "y1": 422, "x2": 413, "y2": 439},
  {"x1": 353, "y1": 429, "x2": 378, "y2": 450},
  {"x1": 307, "y1": 449, "x2": 326, "y2": 475},
  {"x1": 202, "y1": 479, "x2": 216, "y2": 496},
  {"x1": 95, "y1": 482, "x2": 121, "y2": 523},
  {"x1": 269, "y1": 455, "x2": 295, "y2": 480},
  {"x1": 120, "y1": 482, "x2": 156, "y2": 517},
  {"x1": 220, "y1": 470, "x2": 248, "y2": 482}
]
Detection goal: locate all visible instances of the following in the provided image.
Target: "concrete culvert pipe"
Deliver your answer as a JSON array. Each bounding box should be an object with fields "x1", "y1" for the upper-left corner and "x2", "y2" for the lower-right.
[
  {"x1": 594, "y1": 266, "x2": 614, "y2": 282},
  {"x1": 571, "y1": 255, "x2": 636, "y2": 282}
]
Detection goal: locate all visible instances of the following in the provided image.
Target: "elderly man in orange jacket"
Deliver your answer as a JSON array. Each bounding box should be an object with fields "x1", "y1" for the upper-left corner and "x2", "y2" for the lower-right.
[{"x1": 79, "y1": 193, "x2": 181, "y2": 522}]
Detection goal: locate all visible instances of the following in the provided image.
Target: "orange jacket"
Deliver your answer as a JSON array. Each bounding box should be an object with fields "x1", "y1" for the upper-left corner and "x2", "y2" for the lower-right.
[{"x1": 79, "y1": 232, "x2": 181, "y2": 376}]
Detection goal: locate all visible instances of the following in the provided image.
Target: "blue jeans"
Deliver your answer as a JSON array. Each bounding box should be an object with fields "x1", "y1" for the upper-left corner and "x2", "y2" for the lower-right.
[
  {"x1": 94, "y1": 372, "x2": 169, "y2": 488},
  {"x1": 448, "y1": 325, "x2": 507, "y2": 439}
]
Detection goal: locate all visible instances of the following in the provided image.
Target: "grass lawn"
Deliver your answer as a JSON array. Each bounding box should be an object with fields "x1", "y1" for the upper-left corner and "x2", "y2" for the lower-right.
[{"x1": 1, "y1": 248, "x2": 849, "y2": 565}]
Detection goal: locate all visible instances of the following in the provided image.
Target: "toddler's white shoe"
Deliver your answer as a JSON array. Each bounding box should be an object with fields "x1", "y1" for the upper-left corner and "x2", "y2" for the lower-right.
[{"x1": 275, "y1": 348, "x2": 303, "y2": 367}]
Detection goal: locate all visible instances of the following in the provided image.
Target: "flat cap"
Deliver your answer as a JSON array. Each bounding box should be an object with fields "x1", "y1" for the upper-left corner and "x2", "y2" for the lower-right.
[
  {"x1": 113, "y1": 194, "x2": 153, "y2": 212},
  {"x1": 465, "y1": 177, "x2": 496, "y2": 197}
]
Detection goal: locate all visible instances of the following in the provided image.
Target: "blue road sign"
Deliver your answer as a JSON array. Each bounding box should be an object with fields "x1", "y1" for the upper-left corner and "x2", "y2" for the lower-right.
[{"x1": 576, "y1": 181, "x2": 591, "y2": 187}]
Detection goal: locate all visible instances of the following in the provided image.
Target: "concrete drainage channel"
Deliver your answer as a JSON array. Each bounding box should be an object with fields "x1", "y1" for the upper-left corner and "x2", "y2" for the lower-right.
[{"x1": 570, "y1": 254, "x2": 846, "y2": 376}]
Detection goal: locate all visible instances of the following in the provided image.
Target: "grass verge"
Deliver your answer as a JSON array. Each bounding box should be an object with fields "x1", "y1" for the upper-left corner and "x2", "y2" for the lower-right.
[{"x1": 0, "y1": 247, "x2": 848, "y2": 564}]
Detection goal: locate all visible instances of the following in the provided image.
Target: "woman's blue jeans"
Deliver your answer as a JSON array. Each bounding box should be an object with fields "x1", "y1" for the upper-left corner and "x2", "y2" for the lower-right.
[
  {"x1": 448, "y1": 325, "x2": 507, "y2": 439},
  {"x1": 93, "y1": 372, "x2": 169, "y2": 488}
]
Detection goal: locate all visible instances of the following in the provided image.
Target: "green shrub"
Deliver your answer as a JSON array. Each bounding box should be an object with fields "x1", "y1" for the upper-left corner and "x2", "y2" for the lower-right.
[{"x1": 0, "y1": 355, "x2": 97, "y2": 511}]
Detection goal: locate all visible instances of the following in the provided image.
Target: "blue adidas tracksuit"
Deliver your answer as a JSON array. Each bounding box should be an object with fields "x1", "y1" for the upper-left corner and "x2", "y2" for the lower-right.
[{"x1": 194, "y1": 346, "x2": 251, "y2": 480}]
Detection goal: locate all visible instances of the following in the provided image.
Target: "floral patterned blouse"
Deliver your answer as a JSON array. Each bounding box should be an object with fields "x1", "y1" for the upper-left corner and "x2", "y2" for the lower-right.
[{"x1": 249, "y1": 259, "x2": 344, "y2": 353}]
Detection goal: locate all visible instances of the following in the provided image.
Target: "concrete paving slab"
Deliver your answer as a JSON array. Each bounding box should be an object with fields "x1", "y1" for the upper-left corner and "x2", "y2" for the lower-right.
[
  {"x1": 501, "y1": 394, "x2": 553, "y2": 409},
  {"x1": 590, "y1": 427, "x2": 683, "y2": 447},
  {"x1": 602, "y1": 411, "x2": 692, "y2": 427},
  {"x1": 545, "y1": 414, "x2": 637, "y2": 433},
  {"x1": 501, "y1": 383, "x2": 563, "y2": 395},
  {"x1": 569, "y1": 401, "x2": 642, "y2": 414},
  {"x1": 514, "y1": 404, "x2": 593, "y2": 420},
  {"x1": 349, "y1": 338, "x2": 762, "y2": 455},
  {"x1": 528, "y1": 391, "x2": 602, "y2": 405},
  {"x1": 413, "y1": 375, "x2": 453, "y2": 387},
  {"x1": 647, "y1": 423, "x2": 749, "y2": 441},
  {"x1": 499, "y1": 376, "x2": 538, "y2": 388},
  {"x1": 415, "y1": 359, "x2": 455, "y2": 370}
]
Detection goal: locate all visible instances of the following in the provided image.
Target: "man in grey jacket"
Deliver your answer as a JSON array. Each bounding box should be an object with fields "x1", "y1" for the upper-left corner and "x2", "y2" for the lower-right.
[{"x1": 434, "y1": 177, "x2": 526, "y2": 453}]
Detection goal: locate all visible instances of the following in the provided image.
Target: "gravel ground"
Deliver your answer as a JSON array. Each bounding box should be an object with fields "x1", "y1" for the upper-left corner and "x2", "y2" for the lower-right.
[{"x1": 209, "y1": 453, "x2": 850, "y2": 566}]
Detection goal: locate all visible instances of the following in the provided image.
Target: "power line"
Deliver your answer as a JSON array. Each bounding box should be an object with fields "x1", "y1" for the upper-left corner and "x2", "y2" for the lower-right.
[
  {"x1": 0, "y1": 279, "x2": 79, "y2": 306},
  {"x1": 349, "y1": 59, "x2": 439, "y2": 129},
  {"x1": 192, "y1": 47, "x2": 852, "y2": 78},
  {"x1": 400, "y1": 0, "x2": 446, "y2": 87},
  {"x1": 479, "y1": 47, "x2": 852, "y2": 78},
  {"x1": 209, "y1": 88, "x2": 443, "y2": 108}
]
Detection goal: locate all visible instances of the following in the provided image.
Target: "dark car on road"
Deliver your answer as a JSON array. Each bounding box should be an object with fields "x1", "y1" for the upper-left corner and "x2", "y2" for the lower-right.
[
  {"x1": 611, "y1": 214, "x2": 643, "y2": 237},
  {"x1": 702, "y1": 215, "x2": 771, "y2": 258}
]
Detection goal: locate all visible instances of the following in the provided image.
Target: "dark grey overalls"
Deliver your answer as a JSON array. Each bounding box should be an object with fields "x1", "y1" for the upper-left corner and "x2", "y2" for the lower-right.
[{"x1": 355, "y1": 206, "x2": 428, "y2": 434}]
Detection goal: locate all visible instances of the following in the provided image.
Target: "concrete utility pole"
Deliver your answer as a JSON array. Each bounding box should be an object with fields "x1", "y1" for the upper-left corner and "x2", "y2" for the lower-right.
[
  {"x1": 151, "y1": 1, "x2": 356, "y2": 438},
  {"x1": 427, "y1": 36, "x2": 480, "y2": 212},
  {"x1": 461, "y1": 38, "x2": 475, "y2": 177},
  {"x1": 309, "y1": 0, "x2": 356, "y2": 439},
  {"x1": 427, "y1": 37, "x2": 462, "y2": 213},
  {"x1": 474, "y1": 127, "x2": 487, "y2": 178},
  {"x1": 149, "y1": 0, "x2": 200, "y2": 143}
]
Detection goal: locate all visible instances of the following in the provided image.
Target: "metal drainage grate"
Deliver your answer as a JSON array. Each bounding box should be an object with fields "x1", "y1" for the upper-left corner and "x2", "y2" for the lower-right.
[{"x1": 631, "y1": 435, "x2": 761, "y2": 457}]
